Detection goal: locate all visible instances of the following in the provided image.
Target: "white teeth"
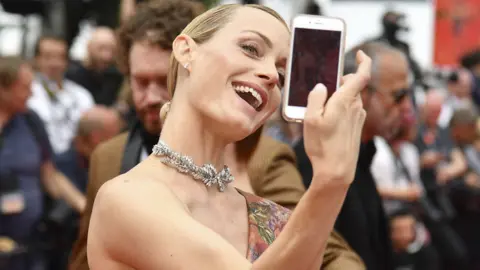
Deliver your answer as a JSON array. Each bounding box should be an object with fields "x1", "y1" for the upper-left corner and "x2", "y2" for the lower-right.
[{"x1": 233, "y1": 85, "x2": 263, "y2": 109}]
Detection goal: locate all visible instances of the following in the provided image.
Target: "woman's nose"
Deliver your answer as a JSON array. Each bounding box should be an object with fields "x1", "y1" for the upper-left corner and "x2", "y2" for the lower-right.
[{"x1": 255, "y1": 66, "x2": 279, "y2": 89}]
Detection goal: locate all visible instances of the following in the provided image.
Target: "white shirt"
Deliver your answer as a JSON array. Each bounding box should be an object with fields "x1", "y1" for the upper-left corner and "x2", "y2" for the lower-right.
[
  {"x1": 371, "y1": 137, "x2": 429, "y2": 252},
  {"x1": 371, "y1": 137, "x2": 425, "y2": 212},
  {"x1": 28, "y1": 76, "x2": 94, "y2": 154}
]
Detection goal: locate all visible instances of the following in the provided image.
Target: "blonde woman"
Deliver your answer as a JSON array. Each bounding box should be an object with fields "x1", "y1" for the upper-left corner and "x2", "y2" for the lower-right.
[{"x1": 88, "y1": 3, "x2": 370, "y2": 269}]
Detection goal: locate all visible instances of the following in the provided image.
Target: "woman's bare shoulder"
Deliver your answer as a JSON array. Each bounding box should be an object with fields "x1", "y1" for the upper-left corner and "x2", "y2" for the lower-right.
[
  {"x1": 88, "y1": 174, "x2": 251, "y2": 270},
  {"x1": 94, "y1": 173, "x2": 185, "y2": 214},
  {"x1": 88, "y1": 174, "x2": 190, "y2": 268}
]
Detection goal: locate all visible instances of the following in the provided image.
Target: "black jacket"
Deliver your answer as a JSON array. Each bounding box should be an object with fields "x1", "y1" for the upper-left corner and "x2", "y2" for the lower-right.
[{"x1": 295, "y1": 139, "x2": 394, "y2": 270}]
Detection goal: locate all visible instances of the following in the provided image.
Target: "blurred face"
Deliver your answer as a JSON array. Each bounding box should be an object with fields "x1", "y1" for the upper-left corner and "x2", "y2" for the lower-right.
[
  {"x1": 75, "y1": 114, "x2": 122, "y2": 158},
  {"x1": 176, "y1": 7, "x2": 289, "y2": 139},
  {"x1": 101, "y1": 115, "x2": 123, "y2": 141},
  {"x1": 0, "y1": 65, "x2": 33, "y2": 114},
  {"x1": 36, "y1": 39, "x2": 68, "y2": 81},
  {"x1": 364, "y1": 52, "x2": 410, "y2": 139},
  {"x1": 396, "y1": 98, "x2": 416, "y2": 140},
  {"x1": 448, "y1": 70, "x2": 472, "y2": 99},
  {"x1": 424, "y1": 93, "x2": 444, "y2": 128},
  {"x1": 130, "y1": 43, "x2": 171, "y2": 135},
  {"x1": 391, "y1": 215, "x2": 416, "y2": 252},
  {"x1": 89, "y1": 34, "x2": 117, "y2": 71}
]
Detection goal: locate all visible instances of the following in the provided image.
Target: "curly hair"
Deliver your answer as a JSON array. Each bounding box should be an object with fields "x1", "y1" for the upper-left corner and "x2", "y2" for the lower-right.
[{"x1": 116, "y1": 0, "x2": 206, "y2": 74}]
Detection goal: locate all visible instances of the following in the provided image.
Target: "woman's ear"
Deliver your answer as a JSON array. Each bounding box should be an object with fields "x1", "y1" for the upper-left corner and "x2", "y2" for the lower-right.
[{"x1": 173, "y1": 34, "x2": 197, "y2": 68}]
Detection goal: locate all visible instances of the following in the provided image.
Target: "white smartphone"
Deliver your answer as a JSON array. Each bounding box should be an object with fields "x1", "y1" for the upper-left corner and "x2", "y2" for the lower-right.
[{"x1": 282, "y1": 15, "x2": 346, "y2": 123}]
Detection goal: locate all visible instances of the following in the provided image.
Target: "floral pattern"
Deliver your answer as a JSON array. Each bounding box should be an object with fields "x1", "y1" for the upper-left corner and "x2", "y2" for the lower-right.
[{"x1": 237, "y1": 190, "x2": 292, "y2": 262}]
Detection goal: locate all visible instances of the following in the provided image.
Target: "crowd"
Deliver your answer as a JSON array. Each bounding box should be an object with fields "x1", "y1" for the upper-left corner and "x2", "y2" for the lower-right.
[{"x1": 0, "y1": 0, "x2": 479, "y2": 270}]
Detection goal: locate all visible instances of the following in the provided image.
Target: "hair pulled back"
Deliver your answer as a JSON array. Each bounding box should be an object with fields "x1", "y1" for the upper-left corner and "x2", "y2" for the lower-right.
[{"x1": 161, "y1": 4, "x2": 287, "y2": 123}]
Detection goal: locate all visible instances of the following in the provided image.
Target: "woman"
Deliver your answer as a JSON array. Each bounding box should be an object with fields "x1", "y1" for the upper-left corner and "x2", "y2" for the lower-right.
[{"x1": 88, "y1": 4, "x2": 370, "y2": 269}]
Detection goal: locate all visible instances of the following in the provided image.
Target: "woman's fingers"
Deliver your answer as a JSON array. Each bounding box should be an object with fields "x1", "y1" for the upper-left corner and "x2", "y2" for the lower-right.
[
  {"x1": 305, "y1": 84, "x2": 328, "y2": 119},
  {"x1": 339, "y1": 50, "x2": 372, "y2": 98},
  {"x1": 340, "y1": 74, "x2": 354, "y2": 85}
]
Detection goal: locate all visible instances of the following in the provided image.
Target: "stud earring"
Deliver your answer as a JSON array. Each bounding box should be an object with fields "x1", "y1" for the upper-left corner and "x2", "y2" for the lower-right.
[{"x1": 183, "y1": 63, "x2": 189, "y2": 70}]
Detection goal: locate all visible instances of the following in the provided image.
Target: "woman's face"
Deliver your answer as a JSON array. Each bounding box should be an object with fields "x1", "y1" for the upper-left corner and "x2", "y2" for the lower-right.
[{"x1": 180, "y1": 7, "x2": 290, "y2": 140}]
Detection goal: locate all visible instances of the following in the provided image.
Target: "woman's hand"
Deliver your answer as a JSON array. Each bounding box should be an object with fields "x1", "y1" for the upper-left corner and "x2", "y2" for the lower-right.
[{"x1": 303, "y1": 50, "x2": 371, "y2": 189}]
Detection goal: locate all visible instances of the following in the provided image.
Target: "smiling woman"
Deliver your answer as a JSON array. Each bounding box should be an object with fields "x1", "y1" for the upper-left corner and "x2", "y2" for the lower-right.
[{"x1": 87, "y1": 3, "x2": 372, "y2": 270}]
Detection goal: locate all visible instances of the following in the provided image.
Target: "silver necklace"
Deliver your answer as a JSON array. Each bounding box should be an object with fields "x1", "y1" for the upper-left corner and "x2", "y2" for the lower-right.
[{"x1": 152, "y1": 140, "x2": 234, "y2": 192}]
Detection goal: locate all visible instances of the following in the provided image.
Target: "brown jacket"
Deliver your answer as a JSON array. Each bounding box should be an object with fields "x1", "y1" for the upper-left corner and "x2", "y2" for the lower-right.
[{"x1": 69, "y1": 132, "x2": 365, "y2": 270}]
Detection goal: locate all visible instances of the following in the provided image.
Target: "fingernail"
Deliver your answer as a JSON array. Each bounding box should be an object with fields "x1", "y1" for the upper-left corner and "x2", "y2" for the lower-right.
[{"x1": 313, "y1": 83, "x2": 326, "y2": 92}]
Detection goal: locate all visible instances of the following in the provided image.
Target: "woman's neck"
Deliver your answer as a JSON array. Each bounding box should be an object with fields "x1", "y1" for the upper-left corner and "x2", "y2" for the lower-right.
[
  {"x1": 159, "y1": 102, "x2": 229, "y2": 172},
  {"x1": 224, "y1": 143, "x2": 253, "y2": 193},
  {"x1": 224, "y1": 143, "x2": 249, "y2": 176}
]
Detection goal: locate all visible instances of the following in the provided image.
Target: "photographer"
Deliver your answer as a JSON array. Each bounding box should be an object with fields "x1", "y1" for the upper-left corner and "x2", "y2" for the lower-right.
[{"x1": 0, "y1": 56, "x2": 85, "y2": 270}]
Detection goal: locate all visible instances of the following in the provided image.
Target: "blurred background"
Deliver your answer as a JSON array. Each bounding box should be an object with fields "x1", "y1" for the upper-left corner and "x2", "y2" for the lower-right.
[{"x1": 2, "y1": 0, "x2": 480, "y2": 270}]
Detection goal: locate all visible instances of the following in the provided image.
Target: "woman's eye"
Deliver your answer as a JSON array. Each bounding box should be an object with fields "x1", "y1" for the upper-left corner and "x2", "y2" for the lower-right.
[{"x1": 241, "y1": 44, "x2": 259, "y2": 56}]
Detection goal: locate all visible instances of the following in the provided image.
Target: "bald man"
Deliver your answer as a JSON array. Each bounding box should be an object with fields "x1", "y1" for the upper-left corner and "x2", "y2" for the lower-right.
[
  {"x1": 424, "y1": 90, "x2": 445, "y2": 128},
  {"x1": 416, "y1": 90, "x2": 451, "y2": 179},
  {"x1": 51, "y1": 106, "x2": 123, "y2": 269},
  {"x1": 75, "y1": 106, "x2": 124, "y2": 159},
  {"x1": 56, "y1": 106, "x2": 124, "y2": 193},
  {"x1": 66, "y1": 27, "x2": 124, "y2": 106},
  {"x1": 85, "y1": 27, "x2": 117, "y2": 71},
  {"x1": 77, "y1": 106, "x2": 123, "y2": 154}
]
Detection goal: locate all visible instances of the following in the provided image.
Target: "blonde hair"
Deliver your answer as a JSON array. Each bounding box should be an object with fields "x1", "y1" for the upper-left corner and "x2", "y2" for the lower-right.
[
  {"x1": 166, "y1": 4, "x2": 288, "y2": 99},
  {"x1": 162, "y1": 4, "x2": 288, "y2": 160}
]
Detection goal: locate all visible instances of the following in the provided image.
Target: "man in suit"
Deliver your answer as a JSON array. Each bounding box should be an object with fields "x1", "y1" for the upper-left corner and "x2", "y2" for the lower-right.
[
  {"x1": 296, "y1": 41, "x2": 412, "y2": 270},
  {"x1": 69, "y1": 1, "x2": 365, "y2": 269}
]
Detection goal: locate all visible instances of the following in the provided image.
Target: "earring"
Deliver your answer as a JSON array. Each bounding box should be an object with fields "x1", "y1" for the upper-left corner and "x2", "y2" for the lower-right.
[
  {"x1": 160, "y1": 101, "x2": 171, "y2": 122},
  {"x1": 183, "y1": 63, "x2": 189, "y2": 70}
]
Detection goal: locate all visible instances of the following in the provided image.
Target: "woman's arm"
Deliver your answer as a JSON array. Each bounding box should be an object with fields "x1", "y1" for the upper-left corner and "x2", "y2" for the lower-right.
[
  {"x1": 254, "y1": 184, "x2": 349, "y2": 270},
  {"x1": 89, "y1": 176, "x2": 347, "y2": 270}
]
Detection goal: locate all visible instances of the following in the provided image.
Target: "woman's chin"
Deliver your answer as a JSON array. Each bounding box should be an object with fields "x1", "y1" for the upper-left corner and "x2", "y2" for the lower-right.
[{"x1": 204, "y1": 107, "x2": 264, "y2": 143}]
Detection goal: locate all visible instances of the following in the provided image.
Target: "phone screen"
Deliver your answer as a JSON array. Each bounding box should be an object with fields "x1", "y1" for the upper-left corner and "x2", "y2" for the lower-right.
[{"x1": 287, "y1": 28, "x2": 342, "y2": 107}]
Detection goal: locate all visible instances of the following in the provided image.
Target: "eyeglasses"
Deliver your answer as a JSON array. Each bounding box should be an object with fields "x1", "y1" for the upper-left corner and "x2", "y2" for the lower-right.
[
  {"x1": 392, "y1": 88, "x2": 410, "y2": 104},
  {"x1": 369, "y1": 85, "x2": 411, "y2": 105}
]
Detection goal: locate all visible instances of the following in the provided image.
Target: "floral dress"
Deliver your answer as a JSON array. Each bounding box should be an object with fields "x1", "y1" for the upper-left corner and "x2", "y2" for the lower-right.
[{"x1": 237, "y1": 190, "x2": 292, "y2": 261}]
